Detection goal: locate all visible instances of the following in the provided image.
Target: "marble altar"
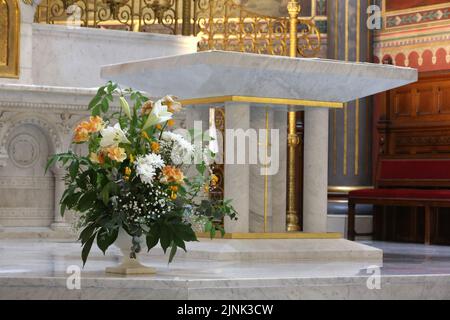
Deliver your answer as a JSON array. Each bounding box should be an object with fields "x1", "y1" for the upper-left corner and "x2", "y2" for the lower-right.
[{"x1": 101, "y1": 50, "x2": 418, "y2": 234}]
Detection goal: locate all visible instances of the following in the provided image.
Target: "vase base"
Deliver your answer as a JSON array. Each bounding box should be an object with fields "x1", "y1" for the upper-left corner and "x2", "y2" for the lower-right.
[{"x1": 105, "y1": 260, "x2": 156, "y2": 275}]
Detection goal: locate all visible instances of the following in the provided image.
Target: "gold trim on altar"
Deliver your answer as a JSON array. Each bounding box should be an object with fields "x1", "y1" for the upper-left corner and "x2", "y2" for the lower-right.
[
  {"x1": 180, "y1": 95, "x2": 344, "y2": 109},
  {"x1": 196, "y1": 232, "x2": 342, "y2": 239},
  {"x1": 0, "y1": 0, "x2": 20, "y2": 78}
]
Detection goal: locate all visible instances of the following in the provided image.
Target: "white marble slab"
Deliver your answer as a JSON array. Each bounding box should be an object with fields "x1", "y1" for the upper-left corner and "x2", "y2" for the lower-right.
[
  {"x1": 1, "y1": 240, "x2": 450, "y2": 299},
  {"x1": 31, "y1": 24, "x2": 198, "y2": 87},
  {"x1": 100, "y1": 50, "x2": 418, "y2": 104},
  {"x1": 152, "y1": 238, "x2": 382, "y2": 262}
]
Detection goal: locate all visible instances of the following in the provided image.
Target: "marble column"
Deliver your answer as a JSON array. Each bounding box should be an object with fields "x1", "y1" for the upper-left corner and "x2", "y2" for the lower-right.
[
  {"x1": 224, "y1": 102, "x2": 250, "y2": 233},
  {"x1": 303, "y1": 108, "x2": 329, "y2": 232},
  {"x1": 50, "y1": 166, "x2": 70, "y2": 231}
]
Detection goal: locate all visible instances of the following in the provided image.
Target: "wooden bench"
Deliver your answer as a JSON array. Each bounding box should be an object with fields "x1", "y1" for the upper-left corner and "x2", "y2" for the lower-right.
[{"x1": 347, "y1": 158, "x2": 450, "y2": 244}]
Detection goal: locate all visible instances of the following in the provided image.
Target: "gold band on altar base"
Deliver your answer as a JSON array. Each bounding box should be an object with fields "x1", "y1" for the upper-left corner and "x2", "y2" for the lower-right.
[
  {"x1": 196, "y1": 232, "x2": 342, "y2": 239},
  {"x1": 180, "y1": 95, "x2": 344, "y2": 109}
]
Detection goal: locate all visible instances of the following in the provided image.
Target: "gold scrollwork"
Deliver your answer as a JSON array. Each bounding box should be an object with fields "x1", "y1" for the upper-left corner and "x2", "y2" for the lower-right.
[
  {"x1": 0, "y1": 0, "x2": 20, "y2": 78},
  {"x1": 35, "y1": 0, "x2": 180, "y2": 34},
  {"x1": 194, "y1": 0, "x2": 321, "y2": 58},
  {"x1": 34, "y1": 0, "x2": 322, "y2": 59}
]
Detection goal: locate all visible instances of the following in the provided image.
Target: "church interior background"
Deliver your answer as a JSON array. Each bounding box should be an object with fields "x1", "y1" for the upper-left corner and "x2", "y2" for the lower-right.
[{"x1": 1, "y1": 0, "x2": 450, "y2": 300}]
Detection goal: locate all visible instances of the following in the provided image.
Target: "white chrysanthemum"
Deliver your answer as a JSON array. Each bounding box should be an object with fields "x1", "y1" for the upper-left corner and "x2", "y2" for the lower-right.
[
  {"x1": 161, "y1": 131, "x2": 195, "y2": 164},
  {"x1": 135, "y1": 153, "x2": 165, "y2": 185},
  {"x1": 135, "y1": 164, "x2": 156, "y2": 185}
]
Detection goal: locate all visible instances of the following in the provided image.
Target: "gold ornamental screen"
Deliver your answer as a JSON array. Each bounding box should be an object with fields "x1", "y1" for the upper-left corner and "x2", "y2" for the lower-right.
[{"x1": 34, "y1": 0, "x2": 322, "y2": 58}]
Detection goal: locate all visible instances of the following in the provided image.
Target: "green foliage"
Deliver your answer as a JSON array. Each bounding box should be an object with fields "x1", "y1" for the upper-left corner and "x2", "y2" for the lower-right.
[{"x1": 46, "y1": 81, "x2": 238, "y2": 266}]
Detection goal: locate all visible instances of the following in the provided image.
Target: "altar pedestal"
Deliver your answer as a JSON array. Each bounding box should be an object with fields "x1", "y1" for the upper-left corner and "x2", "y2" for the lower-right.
[
  {"x1": 101, "y1": 50, "x2": 417, "y2": 239},
  {"x1": 303, "y1": 108, "x2": 329, "y2": 232}
]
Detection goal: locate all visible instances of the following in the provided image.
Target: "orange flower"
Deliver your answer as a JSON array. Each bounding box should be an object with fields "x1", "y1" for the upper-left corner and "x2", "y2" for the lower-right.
[
  {"x1": 170, "y1": 185, "x2": 178, "y2": 192},
  {"x1": 73, "y1": 126, "x2": 89, "y2": 143},
  {"x1": 86, "y1": 116, "x2": 104, "y2": 133},
  {"x1": 161, "y1": 95, "x2": 182, "y2": 113},
  {"x1": 155, "y1": 124, "x2": 162, "y2": 130},
  {"x1": 105, "y1": 146, "x2": 127, "y2": 162},
  {"x1": 89, "y1": 152, "x2": 105, "y2": 165},
  {"x1": 161, "y1": 166, "x2": 184, "y2": 184},
  {"x1": 141, "y1": 100, "x2": 154, "y2": 115},
  {"x1": 73, "y1": 116, "x2": 104, "y2": 143},
  {"x1": 167, "y1": 119, "x2": 175, "y2": 127},
  {"x1": 151, "y1": 141, "x2": 160, "y2": 153}
]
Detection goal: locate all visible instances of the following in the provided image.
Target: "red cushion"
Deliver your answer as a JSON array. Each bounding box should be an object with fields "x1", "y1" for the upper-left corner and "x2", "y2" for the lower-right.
[
  {"x1": 349, "y1": 188, "x2": 450, "y2": 200},
  {"x1": 379, "y1": 159, "x2": 450, "y2": 180}
]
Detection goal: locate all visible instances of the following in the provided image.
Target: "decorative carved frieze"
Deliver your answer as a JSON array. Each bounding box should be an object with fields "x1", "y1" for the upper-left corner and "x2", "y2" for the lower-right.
[
  {"x1": 0, "y1": 208, "x2": 52, "y2": 218},
  {"x1": 396, "y1": 135, "x2": 450, "y2": 146},
  {"x1": 0, "y1": 176, "x2": 54, "y2": 189}
]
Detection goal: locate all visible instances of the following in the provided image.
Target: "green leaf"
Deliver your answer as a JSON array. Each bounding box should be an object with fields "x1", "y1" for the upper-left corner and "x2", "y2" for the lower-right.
[
  {"x1": 196, "y1": 163, "x2": 206, "y2": 175},
  {"x1": 204, "y1": 220, "x2": 212, "y2": 233},
  {"x1": 96, "y1": 85, "x2": 106, "y2": 95},
  {"x1": 210, "y1": 227, "x2": 216, "y2": 239},
  {"x1": 168, "y1": 242, "x2": 177, "y2": 263},
  {"x1": 81, "y1": 233, "x2": 96, "y2": 267},
  {"x1": 60, "y1": 202, "x2": 67, "y2": 217},
  {"x1": 92, "y1": 105, "x2": 101, "y2": 116},
  {"x1": 101, "y1": 182, "x2": 118, "y2": 205},
  {"x1": 45, "y1": 156, "x2": 58, "y2": 173},
  {"x1": 62, "y1": 192, "x2": 82, "y2": 209},
  {"x1": 77, "y1": 191, "x2": 98, "y2": 212},
  {"x1": 174, "y1": 224, "x2": 197, "y2": 242},
  {"x1": 159, "y1": 225, "x2": 171, "y2": 253},
  {"x1": 69, "y1": 160, "x2": 79, "y2": 180},
  {"x1": 146, "y1": 223, "x2": 160, "y2": 251},
  {"x1": 88, "y1": 170, "x2": 97, "y2": 186},
  {"x1": 79, "y1": 223, "x2": 96, "y2": 244},
  {"x1": 101, "y1": 99, "x2": 109, "y2": 113},
  {"x1": 76, "y1": 171, "x2": 89, "y2": 189},
  {"x1": 173, "y1": 235, "x2": 186, "y2": 252},
  {"x1": 146, "y1": 231, "x2": 159, "y2": 252},
  {"x1": 88, "y1": 95, "x2": 102, "y2": 109},
  {"x1": 96, "y1": 228, "x2": 118, "y2": 254},
  {"x1": 218, "y1": 226, "x2": 226, "y2": 237},
  {"x1": 60, "y1": 185, "x2": 75, "y2": 204}
]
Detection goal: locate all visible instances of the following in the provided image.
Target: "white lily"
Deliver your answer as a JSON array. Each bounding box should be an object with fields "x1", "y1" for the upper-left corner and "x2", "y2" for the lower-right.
[
  {"x1": 100, "y1": 123, "x2": 131, "y2": 147},
  {"x1": 142, "y1": 99, "x2": 173, "y2": 130}
]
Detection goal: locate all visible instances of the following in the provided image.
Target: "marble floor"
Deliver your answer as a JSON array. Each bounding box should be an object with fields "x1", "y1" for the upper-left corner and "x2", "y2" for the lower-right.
[{"x1": 0, "y1": 239, "x2": 450, "y2": 299}]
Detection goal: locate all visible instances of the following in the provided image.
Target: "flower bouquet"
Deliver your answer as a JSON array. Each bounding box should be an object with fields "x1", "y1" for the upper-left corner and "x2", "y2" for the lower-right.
[{"x1": 46, "y1": 82, "x2": 237, "y2": 269}]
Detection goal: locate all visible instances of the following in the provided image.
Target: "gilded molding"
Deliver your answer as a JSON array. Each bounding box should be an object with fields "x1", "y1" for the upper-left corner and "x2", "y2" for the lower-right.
[
  {"x1": 0, "y1": 0, "x2": 20, "y2": 78},
  {"x1": 180, "y1": 95, "x2": 344, "y2": 108},
  {"x1": 196, "y1": 232, "x2": 342, "y2": 239}
]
